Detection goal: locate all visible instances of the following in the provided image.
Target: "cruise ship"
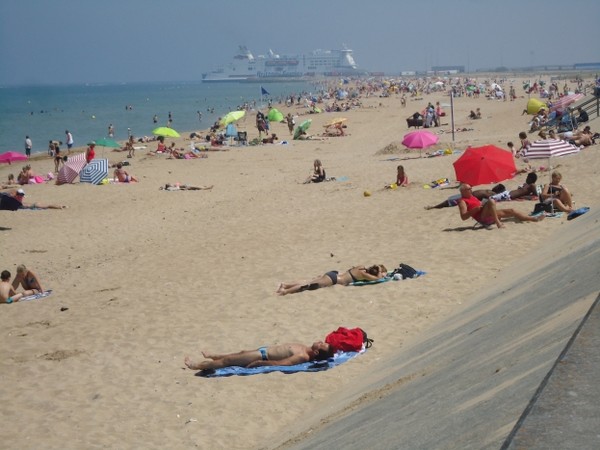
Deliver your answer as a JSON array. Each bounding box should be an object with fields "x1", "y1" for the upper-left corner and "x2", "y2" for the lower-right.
[{"x1": 202, "y1": 46, "x2": 362, "y2": 82}]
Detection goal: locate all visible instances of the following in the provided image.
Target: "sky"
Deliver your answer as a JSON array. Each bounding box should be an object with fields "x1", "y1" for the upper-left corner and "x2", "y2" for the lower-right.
[{"x1": 1, "y1": 0, "x2": 599, "y2": 86}]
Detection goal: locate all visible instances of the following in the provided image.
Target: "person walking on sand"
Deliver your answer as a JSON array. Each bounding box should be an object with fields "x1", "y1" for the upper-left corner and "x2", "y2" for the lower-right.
[
  {"x1": 286, "y1": 113, "x2": 295, "y2": 135},
  {"x1": 85, "y1": 142, "x2": 96, "y2": 164},
  {"x1": 184, "y1": 341, "x2": 334, "y2": 371}
]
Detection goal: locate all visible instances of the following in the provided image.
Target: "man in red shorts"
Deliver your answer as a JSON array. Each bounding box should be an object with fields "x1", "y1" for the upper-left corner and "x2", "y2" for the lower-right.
[{"x1": 457, "y1": 183, "x2": 544, "y2": 229}]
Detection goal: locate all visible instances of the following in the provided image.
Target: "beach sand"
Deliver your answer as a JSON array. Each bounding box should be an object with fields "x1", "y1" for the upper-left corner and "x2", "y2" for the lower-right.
[{"x1": 1, "y1": 75, "x2": 598, "y2": 449}]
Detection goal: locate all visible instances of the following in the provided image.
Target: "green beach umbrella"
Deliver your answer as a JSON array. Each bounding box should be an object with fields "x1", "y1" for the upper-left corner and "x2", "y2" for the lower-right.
[
  {"x1": 93, "y1": 137, "x2": 121, "y2": 148},
  {"x1": 267, "y1": 108, "x2": 284, "y2": 122},
  {"x1": 293, "y1": 119, "x2": 312, "y2": 139},
  {"x1": 152, "y1": 127, "x2": 180, "y2": 138},
  {"x1": 219, "y1": 110, "x2": 245, "y2": 127}
]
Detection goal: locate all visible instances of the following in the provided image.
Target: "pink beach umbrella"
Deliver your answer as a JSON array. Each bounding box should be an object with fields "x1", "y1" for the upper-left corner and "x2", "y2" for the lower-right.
[
  {"x1": 525, "y1": 138, "x2": 580, "y2": 180},
  {"x1": 401, "y1": 130, "x2": 439, "y2": 157},
  {"x1": 0, "y1": 151, "x2": 28, "y2": 164},
  {"x1": 57, "y1": 153, "x2": 87, "y2": 185},
  {"x1": 549, "y1": 93, "x2": 584, "y2": 112},
  {"x1": 525, "y1": 138, "x2": 580, "y2": 160}
]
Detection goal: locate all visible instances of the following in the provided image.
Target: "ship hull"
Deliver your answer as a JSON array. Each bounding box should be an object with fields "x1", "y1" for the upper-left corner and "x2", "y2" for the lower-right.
[{"x1": 202, "y1": 47, "x2": 362, "y2": 83}]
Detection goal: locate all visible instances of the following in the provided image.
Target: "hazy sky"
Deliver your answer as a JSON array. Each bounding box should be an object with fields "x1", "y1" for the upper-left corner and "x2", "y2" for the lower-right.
[{"x1": 1, "y1": 0, "x2": 598, "y2": 86}]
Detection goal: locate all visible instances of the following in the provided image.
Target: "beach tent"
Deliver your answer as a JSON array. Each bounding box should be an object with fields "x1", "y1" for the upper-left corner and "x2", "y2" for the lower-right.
[{"x1": 526, "y1": 98, "x2": 547, "y2": 115}]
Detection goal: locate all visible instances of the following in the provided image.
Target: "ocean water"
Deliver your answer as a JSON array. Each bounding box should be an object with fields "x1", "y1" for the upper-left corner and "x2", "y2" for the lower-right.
[{"x1": 0, "y1": 81, "x2": 316, "y2": 155}]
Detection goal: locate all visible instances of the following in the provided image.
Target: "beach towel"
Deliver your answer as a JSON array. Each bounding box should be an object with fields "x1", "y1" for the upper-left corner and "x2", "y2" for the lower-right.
[
  {"x1": 196, "y1": 350, "x2": 363, "y2": 378},
  {"x1": 351, "y1": 270, "x2": 426, "y2": 286},
  {"x1": 567, "y1": 206, "x2": 590, "y2": 220},
  {"x1": 20, "y1": 290, "x2": 53, "y2": 302}
]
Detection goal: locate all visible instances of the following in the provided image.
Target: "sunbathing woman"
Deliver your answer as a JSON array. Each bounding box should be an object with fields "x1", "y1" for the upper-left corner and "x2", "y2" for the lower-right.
[
  {"x1": 160, "y1": 183, "x2": 213, "y2": 191},
  {"x1": 113, "y1": 163, "x2": 138, "y2": 183},
  {"x1": 276, "y1": 264, "x2": 388, "y2": 296},
  {"x1": 541, "y1": 171, "x2": 573, "y2": 213}
]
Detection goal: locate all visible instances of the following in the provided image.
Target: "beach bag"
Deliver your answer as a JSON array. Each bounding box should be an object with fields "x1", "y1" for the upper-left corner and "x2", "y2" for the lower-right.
[
  {"x1": 532, "y1": 202, "x2": 552, "y2": 214},
  {"x1": 325, "y1": 327, "x2": 373, "y2": 352},
  {"x1": 390, "y1": 263, "x2": 419, "y2": 280}
]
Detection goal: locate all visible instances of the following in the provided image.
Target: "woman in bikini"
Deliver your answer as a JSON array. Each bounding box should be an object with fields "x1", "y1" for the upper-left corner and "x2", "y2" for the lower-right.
[
  {"x1": 541, "y1": 171, "x2": 573, "y2": 213},
  {"x1": 276, "y1": 264, "x2": 387, "y2": 296},
  {"x1": 113, "y1": 163, "x2": 139, "y2": 183},
  {"x1": 12, "y1": 264, "x2": 42, "y2": 294}
]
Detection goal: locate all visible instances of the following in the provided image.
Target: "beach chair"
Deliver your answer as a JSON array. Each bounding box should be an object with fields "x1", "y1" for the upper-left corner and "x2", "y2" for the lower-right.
[{"x1": 235, "y1": 131, "x2": 248, "y2": 146}]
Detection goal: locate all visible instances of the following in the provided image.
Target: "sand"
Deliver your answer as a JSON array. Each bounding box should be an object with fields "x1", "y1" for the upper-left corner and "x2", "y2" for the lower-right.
[{"x1": 1, "y1": 75, "x2": 598, "y2": 449}]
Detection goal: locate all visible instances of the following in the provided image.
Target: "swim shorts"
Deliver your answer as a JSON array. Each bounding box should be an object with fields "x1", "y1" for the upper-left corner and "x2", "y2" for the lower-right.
[{"x1": 258, "y1": 347, "x2": 268, "y2": 361}]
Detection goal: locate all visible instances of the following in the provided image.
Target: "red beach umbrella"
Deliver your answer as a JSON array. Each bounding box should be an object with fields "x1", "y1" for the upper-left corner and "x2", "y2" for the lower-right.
[
  {"x1": 453, "y1": 145, "x2": 516, "y2": 186},
  {"x1": 0, "y1": 151, "x2": 28, "y2": 164},
  {"x1": 57, "y1": 153, "x2": 87, "y2": 185}
]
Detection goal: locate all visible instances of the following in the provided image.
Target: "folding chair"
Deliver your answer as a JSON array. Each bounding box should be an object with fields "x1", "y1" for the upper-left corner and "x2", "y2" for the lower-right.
[{"x1": 235, "y1": 131, "x2": 248, "y2": 146}]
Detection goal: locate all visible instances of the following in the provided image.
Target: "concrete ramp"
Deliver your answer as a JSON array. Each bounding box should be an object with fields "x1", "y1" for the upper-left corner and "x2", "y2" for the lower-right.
[{"x1": 282, "y1": 208, "x2": 600, "y2": 450}]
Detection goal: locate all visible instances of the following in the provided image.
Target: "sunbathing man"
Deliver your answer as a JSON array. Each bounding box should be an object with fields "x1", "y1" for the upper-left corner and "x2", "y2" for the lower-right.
[
  {"x1": 488, "y1": 172, "x2": 538, "y2": 202},
  {"x1": 457, "y1": 183, "x2": 544, "y2": 229},
  {"x1": 276, "y1": 264, "x2": 387, "y2": 295},
  {"x1": 12, "y1": 264, "x2": 42, "y2": 294},
  {"x1": 184, "y1": 341, "x2": 334, "y2": 371}
]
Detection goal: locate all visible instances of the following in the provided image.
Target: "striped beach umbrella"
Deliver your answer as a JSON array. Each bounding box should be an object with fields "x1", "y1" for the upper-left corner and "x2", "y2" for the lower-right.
[
  {"x1": 80, "y1": 158, "x2": 109, "y2": 185},
  {"x1": 525, "y1": 139, "x2": 580, "y2": 160},
  {"x1": 549, "y1": 93, "x2": 584, "y2": 112},
  {"x1": 57, "y1": 153, "x2": 87, "y2": 185}
]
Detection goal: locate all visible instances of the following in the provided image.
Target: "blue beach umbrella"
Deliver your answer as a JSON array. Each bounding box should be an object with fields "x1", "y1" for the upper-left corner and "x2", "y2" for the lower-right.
[{"x1": 80, "y1": 159, "x2": 109, "y2": 185}]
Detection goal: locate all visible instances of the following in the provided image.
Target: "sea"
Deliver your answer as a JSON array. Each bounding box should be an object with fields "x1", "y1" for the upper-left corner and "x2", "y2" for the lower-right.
[{"x1": 0, "y1": 81, "x2": 318, "y2": 155}]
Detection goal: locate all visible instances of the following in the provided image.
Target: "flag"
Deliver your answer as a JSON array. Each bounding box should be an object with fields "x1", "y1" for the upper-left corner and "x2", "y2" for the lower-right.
[{"x1": 261, "y1": 86, "x2": 270, "y2": 96}]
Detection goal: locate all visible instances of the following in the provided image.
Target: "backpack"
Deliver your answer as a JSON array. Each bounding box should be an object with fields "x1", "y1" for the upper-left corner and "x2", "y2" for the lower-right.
[
  {"x1": 532, "y1": 202, "x2": 552, "y2": 215},
  {"x1": 325, "y1": 327, "x2": 373, "y2": 352},
  {"x1": 390, "y1": 263, "x2": 418, "y2": 280}
]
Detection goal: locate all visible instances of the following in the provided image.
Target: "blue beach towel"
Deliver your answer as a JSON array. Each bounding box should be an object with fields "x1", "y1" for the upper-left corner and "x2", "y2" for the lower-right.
[
  {"x1": 196, "y1": 350, "x2": 363, "y2": 378},
  {"x1": 567, "y1": 206, "x2": 590, "y2": 220}
]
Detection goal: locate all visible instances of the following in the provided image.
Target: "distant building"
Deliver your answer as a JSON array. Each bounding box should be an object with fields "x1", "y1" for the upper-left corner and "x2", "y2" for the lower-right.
[
  {"x1": 431, "y1": 65, "x2": 465, "y2": 74},
  {"x1": 574, "y1": 62, "x2": 600, "y2": 70}
]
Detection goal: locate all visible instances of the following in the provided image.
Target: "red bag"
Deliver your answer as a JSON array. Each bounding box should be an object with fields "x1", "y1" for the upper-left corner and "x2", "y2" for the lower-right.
[{"x1": 325, "y1": 327, "x2": 373, "y2": 352}]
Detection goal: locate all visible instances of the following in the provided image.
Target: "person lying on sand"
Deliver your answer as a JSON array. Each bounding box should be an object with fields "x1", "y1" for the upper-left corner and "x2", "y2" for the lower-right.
[
  {"x1": 426, "y1": 173, "x2": 538, "y2": 209},
  {"x1": 0, "y1": 189, "x2": 67, "y2": 210},
  {"x1": 457, "y1": 183, "x2": 544, "y2": 229},
  {"x1": 159, "y1": 183, "x2": 213, "y2": 191},
  {"x1": 276, "y1": 264, "x2": 387, "y2": 295},
  {"x1": 184, "y1": 341, "x2": 334, "y2": 371}
]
